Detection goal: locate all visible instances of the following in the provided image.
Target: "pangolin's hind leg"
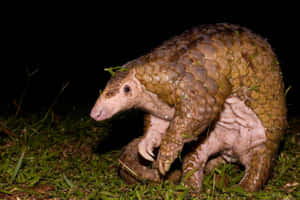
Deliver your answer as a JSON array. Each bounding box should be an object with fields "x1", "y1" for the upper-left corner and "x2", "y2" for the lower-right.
[
  {"x1": 227, "y1": 97, "x2": 273, "y2": 192},
  {"x1": 238, "y1": 145, "x2": 273, "y2": 192}
]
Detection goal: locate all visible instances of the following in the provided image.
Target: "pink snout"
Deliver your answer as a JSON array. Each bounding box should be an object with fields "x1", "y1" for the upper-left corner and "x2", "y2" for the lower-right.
[{"x1": 90, "y1": 106, "x2": 107, "y2": 121}]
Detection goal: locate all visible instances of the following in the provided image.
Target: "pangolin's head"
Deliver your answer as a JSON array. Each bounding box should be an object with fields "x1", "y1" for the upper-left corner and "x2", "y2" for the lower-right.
[{"x1": 90, "y1": 68, "x2": 142, "y2": 121}]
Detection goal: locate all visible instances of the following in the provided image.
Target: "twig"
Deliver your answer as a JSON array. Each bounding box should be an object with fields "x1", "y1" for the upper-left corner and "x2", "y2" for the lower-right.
[
  {"x1": 40, "y1": 81, "x2": 70, "y2": 123},
  {"x1": 0, "y1": 122, "x2": 18, "y2": 138},
  {"x1": 15, "y1": 66, "x2": 39, "y2": 117},
  {"x1": 118, "y1": 159, "x2": 138, "y2": 178},
  {"x1": 1, "y1": 127, "x2": 18, "y2": 138},
  {"x1": 13, "y1": 100, "x2": 23, "y2": 116}
]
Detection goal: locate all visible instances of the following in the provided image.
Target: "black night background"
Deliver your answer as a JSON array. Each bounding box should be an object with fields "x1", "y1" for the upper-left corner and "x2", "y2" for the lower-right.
[
  {"x1": 0, "y1": 6, "x2": 299, "y2": 199},
  {"x1": 1, "y1": 11, "x2": 299, "y2": 115}
]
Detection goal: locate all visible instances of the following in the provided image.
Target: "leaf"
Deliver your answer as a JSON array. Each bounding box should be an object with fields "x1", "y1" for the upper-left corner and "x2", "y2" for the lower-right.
[{"x1": 104, "y1": 68, "x2": 116, "y2": 77}]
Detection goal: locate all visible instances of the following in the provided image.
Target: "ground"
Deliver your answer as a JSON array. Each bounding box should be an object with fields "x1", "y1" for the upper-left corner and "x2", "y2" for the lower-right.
[{"x1": 0, "y1": 110, "x2": 299, "y2": 200}]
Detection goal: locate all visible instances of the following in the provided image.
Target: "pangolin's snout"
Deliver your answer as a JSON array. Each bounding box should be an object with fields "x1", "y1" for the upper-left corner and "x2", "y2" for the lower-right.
[{"x1": 90, "y1": 106, "x2": 106, "y2": 121}]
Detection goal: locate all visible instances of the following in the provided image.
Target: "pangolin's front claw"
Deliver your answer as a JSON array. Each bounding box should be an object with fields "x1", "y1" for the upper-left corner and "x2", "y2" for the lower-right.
[
  {"x1": 157, "y1": 139, "x2": 183, "y2": 175},
  {"x1": 138, "y1": 139, "x2": 154, "y2": 162},
  {"x1": 158, "y1": 158, "x2": 170, "y2": 175},
  {"x1": 147, "y1": 146, "x2": 155, "y2": 158}
]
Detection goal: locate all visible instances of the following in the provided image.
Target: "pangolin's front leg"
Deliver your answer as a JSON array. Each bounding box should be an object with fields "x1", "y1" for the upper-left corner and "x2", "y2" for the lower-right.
[
  {"x1": 157, "y1": 114, "x2": 203, "y2": 175},
  {"x1": 138, "y1": 114, "x2": 170, "y2": 162},
  {"x1": 157, "y1": 77, "x2": 230, "y2": 174},
  {"x1": 119, "y1": 113, "x2": 170, "y2": 183}
]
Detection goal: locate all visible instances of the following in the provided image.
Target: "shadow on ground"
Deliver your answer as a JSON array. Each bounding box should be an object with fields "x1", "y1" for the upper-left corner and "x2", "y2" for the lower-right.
[{"x1": 94, "y1": 110, "x2": 144, "y2": 154}]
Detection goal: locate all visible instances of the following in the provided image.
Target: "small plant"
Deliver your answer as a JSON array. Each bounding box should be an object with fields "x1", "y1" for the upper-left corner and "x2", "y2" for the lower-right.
[
  {"x1": 272, "y1": 58, "x2": 280, "y2": 66},
  {"x1": 248, "y1": 85, "x2": 259, "y2": 92},
  {"x1": 104, "y1": 66, "x2": 129, "y2": 77},
  {"x1": 234, "y1": 30, "x2": 240, "y2": 37},
  {"x1": 285, "y1": 85, "x2": 292, "y2": 96}
]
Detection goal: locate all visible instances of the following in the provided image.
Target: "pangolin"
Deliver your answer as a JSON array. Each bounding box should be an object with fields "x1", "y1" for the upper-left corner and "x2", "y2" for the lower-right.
[{"x1": 90, "y1": 23, "x2": 287, "y2": 193}]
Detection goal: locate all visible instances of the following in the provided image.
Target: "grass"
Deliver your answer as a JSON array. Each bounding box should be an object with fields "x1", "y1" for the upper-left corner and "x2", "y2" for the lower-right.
[{"x1": 0, "y1": 111, "x2": 299, "y2": 200}]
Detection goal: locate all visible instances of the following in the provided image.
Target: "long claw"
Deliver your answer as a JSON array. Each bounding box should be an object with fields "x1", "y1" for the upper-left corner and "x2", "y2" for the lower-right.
[
  {"x1": 147, "y1": 144, "x2": 155, "y2": 157},
  {"x1": 158, "y1": 159, "x2": 169, "y2": 175},
  {"x1": 138, "y1": 141, "x2": 154, "y2": 162},
  {"x1": 157, "y1": 141, "x2": 183, "y2": 175}
]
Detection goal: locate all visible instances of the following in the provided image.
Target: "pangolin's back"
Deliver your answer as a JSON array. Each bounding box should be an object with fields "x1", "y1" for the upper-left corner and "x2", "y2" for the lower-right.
[{"x1": 131, "y1": 23, "x2": 286, "y2": 152}]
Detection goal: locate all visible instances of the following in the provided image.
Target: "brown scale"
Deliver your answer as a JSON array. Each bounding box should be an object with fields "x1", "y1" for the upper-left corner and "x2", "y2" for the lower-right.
[{"x1": 119, "y1": 23, "x2": 287, "y2": 192}]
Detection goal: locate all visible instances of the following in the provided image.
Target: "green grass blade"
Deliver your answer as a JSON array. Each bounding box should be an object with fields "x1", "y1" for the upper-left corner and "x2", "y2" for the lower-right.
[
  {"x1": 182, "y1": 167, "x2": 198, "y2": 182},
  {"x1": 63, "y1": 173, "x2": 76, "y2": 188},
  {"x1": 136, "y1": 190, "x2": 142, "y2": 200},
  {"x1": 11, "y1": 146, "x2": 26, "y2": 183}
]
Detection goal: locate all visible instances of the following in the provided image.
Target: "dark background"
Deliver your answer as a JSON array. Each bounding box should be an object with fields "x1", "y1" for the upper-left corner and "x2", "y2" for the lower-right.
[{"x1": 1, "y1": 7, "x2": 299, "y2": 116}]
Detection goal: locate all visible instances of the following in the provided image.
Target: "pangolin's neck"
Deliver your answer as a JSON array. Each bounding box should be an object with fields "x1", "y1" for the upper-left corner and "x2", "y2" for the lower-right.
[
  {"x1": 129, "y1": 68, "x2": 175, "y2": 121},
  {"x1": 137, "y1": 89, "x2": 175, "y2": 121}
]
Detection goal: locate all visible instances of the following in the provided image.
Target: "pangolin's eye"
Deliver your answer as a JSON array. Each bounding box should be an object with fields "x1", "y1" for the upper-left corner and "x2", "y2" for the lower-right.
[{"x1": 124, "y1": 85, "x2": 130, "y2": 93}]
